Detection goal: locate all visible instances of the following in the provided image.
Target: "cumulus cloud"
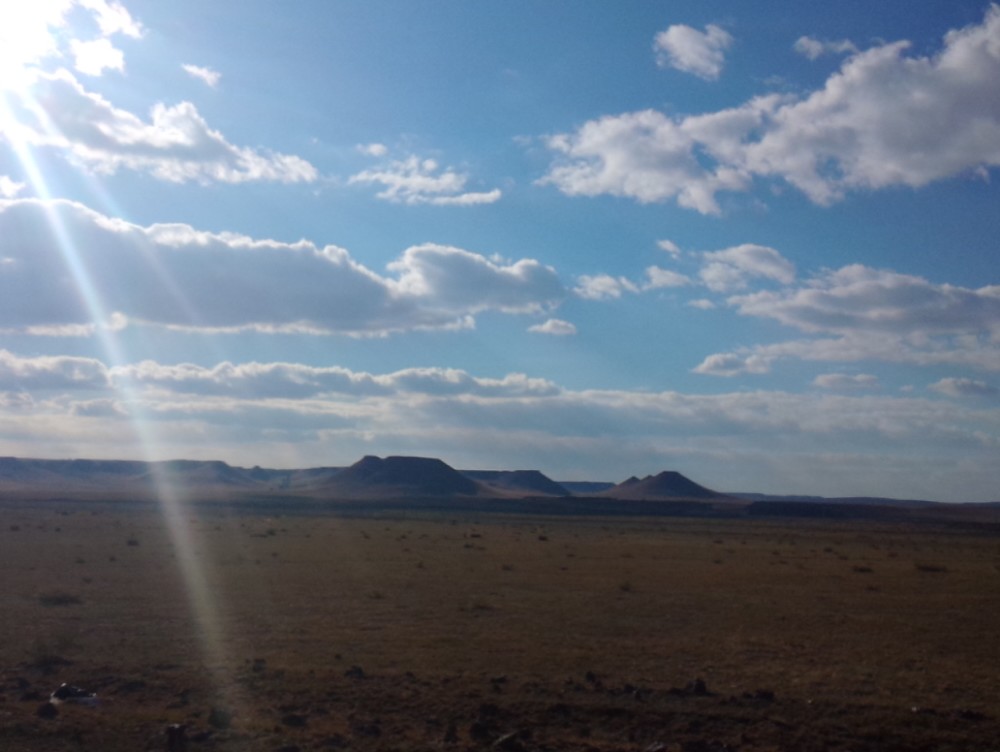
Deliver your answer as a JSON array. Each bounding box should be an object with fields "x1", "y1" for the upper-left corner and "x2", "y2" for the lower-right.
[
  {"x1": 0, "y1": 0, "x2": 142, "y2": 84},
  {"x1": 654, "y1": 23, "x2": 734, "y2": 80},
  {"x1": 0, "y1": 176, "x2": 24, "y2": 198},
  {"x1": 528, "y1": 318, "x2": 577, "y2": 336},
  {"x1": 71, "y1": 38, "x2": 125, "y2": 76},
  {"x1": 692, "y1": 352, "x2": 773, "y2": 377},
  {"x1": 182, "y1": 63, "x2": 221, "y2": 87},
  {"x1": 793, "y1": 36, "x2": 859, "y2": 60},
  {"x1": 695, "y1": 264, "x2": 1000, "y2": 376},
  {"x1": 543, "y1": 6, "x2": 1000, "y2": 212},
  {"x1": 729, "y1": 265, "x2": 1000, "y2": 336},
  {"x1": 83, "y1": 0, "x2": 144, "y2": 39},
  {"x1": 0, "y1": 349, "x2": 110, "y2": 391},
  {"x1": 644, "y1": 266, "x2": 691, "y2": 290},
  {"x1": 699, "y1": 244, "x2": 795, "y2": 292},
  {"x1": 357, "y1": 142, "x2": 388, "y2": 157},
  {"x1": 657, "y1": 239, "x2": 682, "y2": 257},
  {"x1": 930, "y1": 377, "x2": 998, "y2": 398},
  {"x1": 0, "y1": 198, "x2": 565, "y2": 336},
  {"x1": 813, "y1": 373, "x2": 879, "y2": 390},
  {"x1": 349, "y1": 154, "x2": 501, "y2": 206},
  {"x1": 574, "y1": 274, "x2": 639, "y2": 300},
  {"x1": 687, "y1": 299, "x2": 716, "y2": 310},
  {"x1": 8, "y1": 70, "x2": 317, "y2": 184},
  {"x1": 113, "y1": 360, "x2": 560, "y2": 399},
  {"x1": 540, "y1": 108, "x2": 752, "y2": 214}
]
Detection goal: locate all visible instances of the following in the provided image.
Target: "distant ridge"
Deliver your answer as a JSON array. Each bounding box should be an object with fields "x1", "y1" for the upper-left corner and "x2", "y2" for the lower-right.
[
  {"x1": 0, "y1": 456, "x2": 992, "y2": 513},
  {"x1": 602, "y1": 471, "x2": 730, "y2": 501}
]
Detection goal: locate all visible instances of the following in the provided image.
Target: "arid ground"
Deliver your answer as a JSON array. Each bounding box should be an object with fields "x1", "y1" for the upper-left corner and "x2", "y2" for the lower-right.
[{"x1": 2, "y1": 499, "x2": 999, "y2": 751}]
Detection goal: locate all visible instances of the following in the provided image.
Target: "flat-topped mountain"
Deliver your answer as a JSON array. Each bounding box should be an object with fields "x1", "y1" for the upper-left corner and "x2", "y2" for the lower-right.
[
  {"x1": 602, "y1": 471, "x2": 730, "y2": 501},
  {"x1": 322, "y1": 455, "x2": 482, "y2": 498},
  {"x1": 462, "y1": 469, "x2": 569, "y2": 497}
]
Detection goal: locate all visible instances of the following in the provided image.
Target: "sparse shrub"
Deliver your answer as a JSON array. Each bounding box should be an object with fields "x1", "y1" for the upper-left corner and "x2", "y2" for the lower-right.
[
  {"x1": 126, "y1": 536, "x2": 139, "y2": 547},
  {"x1": 368, "y1": 590, "x2": 385, "y2": 600},
  {"x1": 619, "y1": 581, "x2": 634, "y2": 593},
  {"x1": 915, "y1": 562, "x2": 948, "y2": 573},
  {"x1": 853, "y1": 566, "x2": 874, "y2": 574},
  {"x1": 9, "y1": 524, "x2": 19, "y2": 532},
  {"x1": 38, "y1": 591, "x2": 82, "y2": 607},
  {"x1": 207, "y1": 707, "x2": 232, "y2": 729},
  {"x1": 29, "y1": 631, "x2": 79, "y2": 673}
]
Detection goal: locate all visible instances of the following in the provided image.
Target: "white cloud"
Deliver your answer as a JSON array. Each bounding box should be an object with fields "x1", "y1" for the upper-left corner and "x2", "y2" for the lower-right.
[
  {"x1": 0, "y1": 1, "x2": 141, "y2": 86},
  {"x1": 694, "y1": 264, "x2": 1000, "y2": 376},
  {"x1": 729, "y1": 265, "x2": 1000, "y2": 336},
  {"x1": 644, "y1": 266, "x2": 691, "y2": 290},
  {"x1": 4, "y1": 352, "x2": 998, "y2": 500},
  {"x1": 657, "y1": 239, "x2": 682, "y2": 257},
  {"x1": 71, "y1": 37, "x2": 124, "y2": 76},
  {"x1": 813, "y1": 373, "x2": 879, "y2": 390},
  {"x1": 0, "y1": 349, "x2": 110, "y2": 391},
  {"x1": 573, "y1": 274, "x2": 639, "y2": 300},
  {"x1": 930, "y1": 377, "x2": 998, "y2": 398},
  {"x1": 654, "y1": 23, "x2": 734, "y2": 80},
  {"x1": 81, "y1": 0, "x2": 143, "y2": 39},
  {"x1": 543, "y1": 6, "x2": 1000, "y2": 212},
  {"x1": 692, "y1": 352, "x2": 773, "y2": 377},
  {"x1": 349, "y1": 154, "x2": 501, "y2": 206},
  {"x1": 699, "y1": 244, "x2": 795, "y2": 292},
  {"x1": 0, "y1": 198, "x2": 565, "y2": 336},
  {"x1": 9, "y1": 70, "x2": 317, "y2": 184},
  {"x1": 357, "y1": 142, "x2": 388, "y2": 157},
  {"x1": 687, "y1": 299, "x2": 716, "y2": 310},
  {"x1": 0, "y1": 176, "x2": 24, "y2": 198},
  {"x1": 529, "y1": 318, "x2": 577, "y2": 336},
  {"x1": 113, "y1": 360, "x2": 560, "y2": 399},
  {"x1": 540, "y1": 108, "x2": 752, "y2": 215},
  {"x1": 793, "y1": 36, "x2": 859, "y2": 60},
  {"x1": 182, "y1": 63, "x2": 221, "y2": 88}
]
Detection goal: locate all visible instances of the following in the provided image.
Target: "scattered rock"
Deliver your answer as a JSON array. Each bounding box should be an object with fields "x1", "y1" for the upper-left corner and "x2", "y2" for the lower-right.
[
  {"x1": 469, "y1": 720, "x2": 493, "y2": 741},
  {"x1": 166, "y1": 724, "x2": 187, "y2": 752},
  {"x1": 493, "y1": 730, "x2": 526, "y2": 751},
  {"x1": 350, "y1": 719, "x2": 381, "y2": 737},
  {"x1": 344, "y1": 665, "x2": 366, "y2": 679},
  {"x1": 36, "y1": 701, "x2": 58, "y2": 719},
  {"x1": 50, "y1": 683, "x2": 98, "y2": 705},
  {"x1": 670, "y1": 678, "x2": 711, "y2": 697}
]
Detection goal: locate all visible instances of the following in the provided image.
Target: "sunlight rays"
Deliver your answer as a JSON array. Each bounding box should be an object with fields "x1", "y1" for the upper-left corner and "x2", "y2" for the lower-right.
[{"x1": 1, "y1": 43, "x2": 247, "y2": 724}]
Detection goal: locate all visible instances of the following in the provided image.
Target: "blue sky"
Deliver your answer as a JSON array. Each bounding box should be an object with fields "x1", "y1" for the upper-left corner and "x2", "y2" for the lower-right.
[{"x1": 1, "y1": 1, "x2": 999, "y2": 501}]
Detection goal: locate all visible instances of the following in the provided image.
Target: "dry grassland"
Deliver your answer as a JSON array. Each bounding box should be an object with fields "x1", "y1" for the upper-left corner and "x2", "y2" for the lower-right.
[{"x1": 1, "y1": 500, "x2": 999, "y2": 750}]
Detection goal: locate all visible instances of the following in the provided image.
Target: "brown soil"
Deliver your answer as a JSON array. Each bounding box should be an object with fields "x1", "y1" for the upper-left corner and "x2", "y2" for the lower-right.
[{"x1": 1, "y1": 500, "x2": 998, "y2": 751}]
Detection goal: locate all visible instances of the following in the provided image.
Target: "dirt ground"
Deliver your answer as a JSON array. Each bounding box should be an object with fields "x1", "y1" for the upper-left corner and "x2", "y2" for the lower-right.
[{"x1": 2, "y1": 499, "x2": 999, "y2": 751}]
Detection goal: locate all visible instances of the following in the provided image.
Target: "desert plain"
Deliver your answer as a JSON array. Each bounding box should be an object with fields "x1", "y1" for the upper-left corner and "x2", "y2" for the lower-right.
[{"x1": 2, "y1": 497, "x2": 1000, "y2": 751}]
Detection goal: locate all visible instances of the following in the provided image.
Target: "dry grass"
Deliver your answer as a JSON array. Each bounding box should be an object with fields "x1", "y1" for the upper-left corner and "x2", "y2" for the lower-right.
[{"x1": 1, "y1": 501, "x2": 999, "y2": 750}]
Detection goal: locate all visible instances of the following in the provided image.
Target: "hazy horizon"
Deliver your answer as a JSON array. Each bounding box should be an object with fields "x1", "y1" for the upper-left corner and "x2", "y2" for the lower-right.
[{"x1": 1, "y1": 2, "x2": 999, "y2": 502}]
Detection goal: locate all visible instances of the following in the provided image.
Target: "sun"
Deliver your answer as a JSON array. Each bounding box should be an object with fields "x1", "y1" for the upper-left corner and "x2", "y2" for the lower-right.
[{"x1": 0, "y1": 0, "x2": 75, "y2": 90}]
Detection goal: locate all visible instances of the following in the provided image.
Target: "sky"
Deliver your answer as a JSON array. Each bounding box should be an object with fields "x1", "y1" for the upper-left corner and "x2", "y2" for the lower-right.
[{"x1": 0, "y1": 1, "x2": 999, "y2": 501}]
